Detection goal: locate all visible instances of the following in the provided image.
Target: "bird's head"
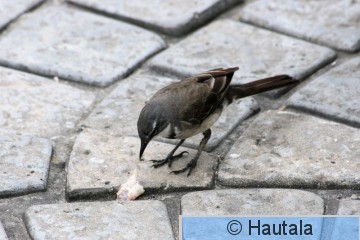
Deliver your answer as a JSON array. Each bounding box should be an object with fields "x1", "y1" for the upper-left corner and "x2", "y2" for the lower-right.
[{"x1": 137, "y1": 104, "x2": 168, "y2": 160}]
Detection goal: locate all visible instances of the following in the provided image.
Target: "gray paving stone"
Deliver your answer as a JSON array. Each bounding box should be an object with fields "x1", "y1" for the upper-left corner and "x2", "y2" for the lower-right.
[
  {"x1": 338, "y1": 200, "x2": 360, "y2": 215},
  {"x1": 82, "y1": 71, "x2": 259, "y2": 151},
  {"x1": 181, "y1": 189, "x2": 324, "y2": 215},
  {"x1": 25, "y1": 200, "x2": 174, "y2": 240},
  {"x1": 0, "y1": 222, "x2": 8, "y2": 240},
  {"x1": 0, "y1": 66, "x2": 95, "y2": 138},
  {"x1": 239, "y1": 0, "x2": 360, "y2": 52},
  {"x1": 0, "y1": 5, "x2": 166, "y2": 87},
  {"x1": 51, "y1": 135, "x2": 76, "y2": 166},
  {"x1": 288, "y1": 57, "x2": 360, "y2": 128},
  {"x1": 149, "y1": 19, "x2": 336, "y2": 97},
  {"x1": 218, "y1": 110, "x2": 360, "y2": 189},
  {"x1": 66, "y1": 130, "x2": 217, "y2": 199},
  {"x1": 0, "y1": 130, "x2": 52, "y2": 196},
  {"x1": 0, "y1": 0, "x2": 43, "y2": 30},
  {"x1": 68, "y1": 0, "x2": 241, "y2": 36}
]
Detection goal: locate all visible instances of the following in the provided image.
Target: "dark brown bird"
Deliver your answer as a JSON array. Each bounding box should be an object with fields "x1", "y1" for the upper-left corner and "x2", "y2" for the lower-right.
[{"x1": 137, "y1": 67, "x2": 298, "y2": 176}]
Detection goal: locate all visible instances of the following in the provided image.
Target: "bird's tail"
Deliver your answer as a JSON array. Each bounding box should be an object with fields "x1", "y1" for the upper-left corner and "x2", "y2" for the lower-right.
[{"x1": 226, "y1": 75, "x2": 299, "y2": 102}]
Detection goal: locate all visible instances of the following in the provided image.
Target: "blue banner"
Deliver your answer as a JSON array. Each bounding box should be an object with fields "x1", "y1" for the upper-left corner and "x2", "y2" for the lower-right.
[{"x1": 181, "y1": 216, "x2": 359, "y2": 240}]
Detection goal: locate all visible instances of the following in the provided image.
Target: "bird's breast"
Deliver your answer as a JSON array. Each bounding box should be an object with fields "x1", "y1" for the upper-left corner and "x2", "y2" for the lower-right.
[
  {"x1": 158, "y1": 123, "x2": 174, "y2": 138},
  {"x1": 174, "y1": 108, "x2": 223, "y2": 139}
]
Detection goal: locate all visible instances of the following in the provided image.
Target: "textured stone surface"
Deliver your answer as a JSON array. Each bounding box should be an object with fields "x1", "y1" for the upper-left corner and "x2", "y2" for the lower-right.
[
  {"x1": 0, "y1": 5, "x2": 166, "y2": 87},
  {"x1": 149, "y1": 19, "x2": 336, "y2": 96},
  {"x1": 66, "y1": 130, "x2": 217, "y2": 199},
  {"x1": 82, "y1": 72, "x2": 259, "y2": 151},
  {"x1": 0, "y1": 0, "x2": 43, "y2": 30},
  {"x1": 68, "y1": 0, "x2": 241, "y2": 36},
  {"x1": 338, "y1": 200, "x2": 360, "y2": 215},
  {"x1": 25, "y1": 201, "x2": 174, "y2": 240},
  {"x1": 0, "y1": 130, "x2": 52, "y2": 196},
  {"x1": 0, "y1": 66, "x2": 95, "y2": 138},
  {"x1": 51, "y1": 135, "x2": 76, "y2": 166},
  {"x1": 239, "y1": 0, "x2": 360, "y2": 52},
  {"x1": 0, "y1": 222, "x2": 8, "y2": 240},
  {"x1": 218, "y1": 110, "x2": 360, "y2": 188},
  {"x1": 288, "y1": 57, "x2": 360, "y2": 128},
  {"x1": 182, "y1": 189, "x2": 324, "y2": 215}
]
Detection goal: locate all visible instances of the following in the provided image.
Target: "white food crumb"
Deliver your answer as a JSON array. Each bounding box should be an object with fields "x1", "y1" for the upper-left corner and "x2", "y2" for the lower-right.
[{"x1": 116, "y1": 169, "x2": 145, "y2": 201}]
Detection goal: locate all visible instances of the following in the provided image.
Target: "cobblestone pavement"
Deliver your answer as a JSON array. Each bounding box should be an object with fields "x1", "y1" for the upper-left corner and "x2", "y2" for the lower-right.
[{"x1": 0, "y1": 0, "x2": 359, "y2": 239}]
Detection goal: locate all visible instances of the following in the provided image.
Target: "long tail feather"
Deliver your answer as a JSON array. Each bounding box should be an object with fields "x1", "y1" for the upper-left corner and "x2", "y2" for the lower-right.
[{"x1": 226, "y1": 75, "x2": 299, "y2": 101}]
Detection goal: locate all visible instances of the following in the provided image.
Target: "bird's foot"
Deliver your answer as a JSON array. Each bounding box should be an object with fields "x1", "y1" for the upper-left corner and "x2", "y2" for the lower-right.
[
  {"x1": 150, "y1": 151, "x2": 189, "y2": 168},
  {"x1": 171, "y1": 158, "x2": 198, "y2": 177}
]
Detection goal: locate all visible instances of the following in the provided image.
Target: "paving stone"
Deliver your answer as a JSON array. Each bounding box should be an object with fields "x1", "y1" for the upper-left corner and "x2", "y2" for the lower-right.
[
  {"x1": 239, "y1": 0, "x2": 360, "y2": 52},
  {"x1": 51, "y1": 134, "x2": 76, "y2": 166},
  {"x1": 82, "y1": 72, "x2": 259, "y2": 151},
  {"x1": 149, "y1": 19, "x2": 336, "y2": 97},
  {"x1": 0, "y1": 222, "x2": 8, "y2": 240},
  {"x1": 218, "y1": 110, "x2": 360, "y2": 189},
  {"x1": 338, "y1": 200, "x2": 360, "y2": 215},
  {"x1": 0, "y1": 66, "x2": 95, "y2": 138},
  {"x1": 288, "y1": 57, "x2": 360, "y2": 128},
  {"x1": 66, "y1": 130, "x2": 217, "y2": 199},
  {"x1": 181, "y1": 189, "x2": 324, "y2": 215},
  {"x1": 0, "y1": 5, "x2": 166, "y2": 87},
  {"x1": 0, "y1": 130, "x2": 52, "y2": 196},
  {"x1": 25, "y1": 201, "x2": 174, "y2": 240},
  {"x1": 68, "y1": 0, "x2": 241, "y2": 36},
  {"x1": 0, "y1": 0, "x2": 43, "y2": 30}
]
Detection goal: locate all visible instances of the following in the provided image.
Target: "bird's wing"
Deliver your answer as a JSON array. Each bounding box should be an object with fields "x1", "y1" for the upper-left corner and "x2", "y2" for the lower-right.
[
  {"x1": 178, "y1": 67, "x2": 239, "y2": 123},
  {"x1": 200, "y1": 67, "x2": 239, "y2": 99}
]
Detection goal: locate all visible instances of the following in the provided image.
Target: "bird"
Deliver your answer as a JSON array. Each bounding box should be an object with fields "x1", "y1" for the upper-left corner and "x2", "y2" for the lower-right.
[{"x1": 137, "y1": 67, "x2": 299, "y2": 176}]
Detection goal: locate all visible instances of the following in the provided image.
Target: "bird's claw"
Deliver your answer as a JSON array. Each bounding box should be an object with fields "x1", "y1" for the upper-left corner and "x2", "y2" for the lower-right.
[
  {"x1": 172, "y1": 151, "x2": 189, "y2": 160},
  {"x1": 150, "y1": 151, "x2": 189, "y2": 168},
  {"x1": 170, "y1": 159, "x2": 197, "y2": 177},
  {"x1": 150, "y1": 159, "x2": 168, "y2": 168}
]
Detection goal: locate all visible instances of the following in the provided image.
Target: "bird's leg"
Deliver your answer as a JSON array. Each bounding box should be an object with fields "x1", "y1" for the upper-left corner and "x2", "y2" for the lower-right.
[
  {"x1": 151, "y1": 139, "x2": 188, "y2": 168},
  {"x1": 171, "y1": 129, "x2": 211, "y2": 176}
]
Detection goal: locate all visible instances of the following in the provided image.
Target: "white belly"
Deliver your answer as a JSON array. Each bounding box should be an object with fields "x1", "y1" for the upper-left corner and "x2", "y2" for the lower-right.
[{"x1": 158, "y1": 123, "x2": 172, "y2": 138}]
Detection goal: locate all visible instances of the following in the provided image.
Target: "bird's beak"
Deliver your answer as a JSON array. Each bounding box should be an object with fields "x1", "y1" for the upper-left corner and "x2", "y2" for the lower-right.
[{"x1": 139, "y1": 138, "x2": 149, "y2": 160}]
